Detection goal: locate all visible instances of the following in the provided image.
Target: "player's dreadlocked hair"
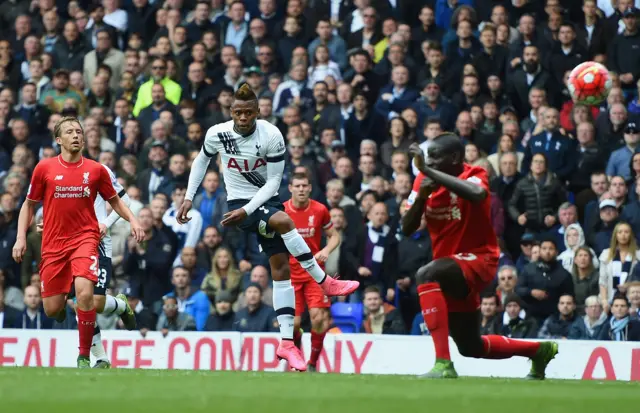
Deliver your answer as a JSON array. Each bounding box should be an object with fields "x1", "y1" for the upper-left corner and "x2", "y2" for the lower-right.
[
  {"x1": 53, "y1": 116, "x2": 83, "y2": 139},
  {"x1": 234, "y1": 83, "x2": 258, "y2": 103}
]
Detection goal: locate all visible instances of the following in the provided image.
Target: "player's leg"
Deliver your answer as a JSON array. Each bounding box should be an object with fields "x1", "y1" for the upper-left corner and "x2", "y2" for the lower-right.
[
  {"x1": 71, "y1": 252, "x2": 99, "y2": 368},
  {"x1": 268, "y1": 210, "x2": 359, "y2": 296},
  {"x1": 97, "y1": 256, "x2": 136, "y2": 330},
  {"x1": 268, "y1": 252, "x2": 307, "y2": 371},
  {"x1": 41, "y1": 258, "x2": 72, "y2": 322},
  {"x1": 292, "y1": 282, "x2": 305, "y2": 349},
  {"x1": 305, "y1": 282, "x2": 331, "y2": 371},
  {"x1": 414, "y1": 258, "x2": 469, "y2": 377}
]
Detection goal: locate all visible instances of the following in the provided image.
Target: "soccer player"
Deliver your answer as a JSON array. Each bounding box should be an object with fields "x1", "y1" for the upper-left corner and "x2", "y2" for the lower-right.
[
  {"x1": 177, "y1": 84, "x2": 359, "y2": 371},
  {"x1": 403, "y1": 136, "x2": 558, "y2": 379},
  {"x1": 12, "y1": 116, "x2": 144, "y2": 368},
  {"x1": 284, "y1": 172, "x2": 341, "y2": 371}
]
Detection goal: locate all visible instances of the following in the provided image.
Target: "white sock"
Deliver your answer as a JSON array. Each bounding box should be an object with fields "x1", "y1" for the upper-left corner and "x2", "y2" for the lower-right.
[
  {"x1": 281, "y1": 229, "x2": 327, "y2": 284},
  {"x1": 91, "y1": 328, "x2": 109, "y2": 362},
  {"x1": 273, "y1": 279, "x2": 295, "y2": 340},
  {"x1": 102, "y1": 295, "x2": 126, "y2": 315}
]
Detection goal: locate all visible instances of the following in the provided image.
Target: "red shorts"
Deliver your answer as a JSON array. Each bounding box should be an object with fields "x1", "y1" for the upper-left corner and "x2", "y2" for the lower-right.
[
  {"x1": 293, "y1": 278, "x2": 330, "y2": 317},
  {"x1": 39, "y1": 243, "x2": 99, "y2": 298},
  {"x1": 445, "y1": 252, "x2": 499, "y2": 313}
]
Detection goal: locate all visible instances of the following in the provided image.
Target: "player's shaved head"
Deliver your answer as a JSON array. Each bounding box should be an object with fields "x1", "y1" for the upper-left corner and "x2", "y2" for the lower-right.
[{"x1": 426, "y1": 132, "x2": 465, "y2": 175}]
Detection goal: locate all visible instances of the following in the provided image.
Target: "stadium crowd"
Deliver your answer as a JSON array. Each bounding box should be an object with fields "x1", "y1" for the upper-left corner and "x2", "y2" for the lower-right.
[{"x1": 1, "y1": 0, "x2": 640, "y2": 341}]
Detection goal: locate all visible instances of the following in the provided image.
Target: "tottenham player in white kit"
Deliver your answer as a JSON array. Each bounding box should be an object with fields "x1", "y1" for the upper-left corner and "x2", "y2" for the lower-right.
[{"x1": 177, "y1": 84, "x2": 359, "y2": 371}]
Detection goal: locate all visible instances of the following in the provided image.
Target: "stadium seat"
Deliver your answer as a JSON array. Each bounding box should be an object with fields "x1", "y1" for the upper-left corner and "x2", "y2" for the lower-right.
[{"x1": 331, "y1": 303, "x2": 364, "y2": 333}]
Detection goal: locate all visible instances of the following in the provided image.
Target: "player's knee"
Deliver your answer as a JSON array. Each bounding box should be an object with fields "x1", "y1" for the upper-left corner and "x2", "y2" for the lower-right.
[
  {"x1": 415, "y1": 262, "x2": 440, "y2": 285},
  {"x1": 43, "y1": 298, "x2": 64, "y2": 317},
  {"x1": 310, "y1": 310, "x2": 325, "y2": 330},
  {"x1": 269, "y1": 212, "x2": 295, "y2": 233},
  {"x1": 456, "y1": 340, "x2": 484, "y2": 358},
  {"x1": 269, "y1": 254, "x2": 290, "y2": 281}
]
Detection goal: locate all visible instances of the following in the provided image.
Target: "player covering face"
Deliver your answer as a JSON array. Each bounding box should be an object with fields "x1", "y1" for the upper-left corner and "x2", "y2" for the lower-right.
[
  {"x1": 12, "y1": 117, "x2": 144, "y2": 368},
  {"x1": 285, "y1": 173, "x2": 341, "y2": 371},
  {"x1": 177, "y1": 84, "x2": 358, "y2": 371},
  {"x1": 403, "y1": 135, "x2": 557, "y2": 379}
]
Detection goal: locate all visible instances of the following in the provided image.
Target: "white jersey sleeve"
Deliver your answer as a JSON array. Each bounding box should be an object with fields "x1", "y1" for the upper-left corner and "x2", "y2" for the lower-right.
[{"x1": 185, "y1": 124, "x2": 220, "y2": 202}]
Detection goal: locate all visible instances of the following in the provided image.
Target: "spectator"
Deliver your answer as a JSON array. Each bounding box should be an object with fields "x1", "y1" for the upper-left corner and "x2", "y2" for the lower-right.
[
  {"x1": 516, "y1": 238, "x2": 574, "y2": 324},
  {"x1": 628, "y1": 281, "x2": 640, "y2": 319},
  {"x1": 508, "y1": 45, "x2": 556, "y2": 119},
  {"x1": 569, "y1": 122, "x2": 607, "y2": 195},
  {"x1": 201, "y1": 246, "x2": 243, "y2": 305},
  {"x1": 0, "y1": 289, "x2": 20, "y2": 328},
  {"x1": 557, "y1": 224, "x2": 599, "y2": 272},
  {"x1": 608, "y1": 295, "x2": 640, "y2": 341},
  {"x1": 193, "y1": 170, "x2": 227, "y2": 234},
  {"x1": 309, "y1": 19, "x2": 348, "y2": 71},
  {"x1": 496, "y1": 265, "x2": 518, "y2": 305},
  {"x1": 598, "y1": 222, "x2": 640, "y2": 312},
  {"x1": 233, "y1": 283, "x2": 278, "y2": 333},
  {"x1": 568, "y1": 246, "x2": 601, "y2": 315},
  {"x1": 164, "y1": 266, "x2": 210, "y2": 331},
  {"x1": 549, "y1": 202, "x2": 579, "y2": 252},
  {"x1": 132, "y1": 57, "x2": 182, "y2": 117},
  {"x1": 508, "y1": 153, "x2": 566, "y2": 234},
  {"x1": 374, "y1": 66, "x2": 419, "y2": 120},
  {"x1": 83, "y1": 29, "x2": 124, "y2": 92},
  {"x1": 538, "y1": 294, "x2": 577, "y2": 339},
  {"x1": 196, "y1": 226, "x2": 224, "y2": 271},
  {"x1": 19, "y1": 285, "x2": 53, "y2": 330},
  {"x1": 591, "y1": 198, "x2": 621, "y2": 254},
  {"x1": 39, "y1": 70, "x2": 84, "y2": 114},
  {"x1": 479, "y1": 293, "x2": 502, "y2": 335},
  {"x1": 156, "y1": 296, "x2": 197, "y2": 334},
  {"x1": 235, "y1": 265, "x2": 273, "y2": 311},
  {"x1": 180, "y1": 247, "x2": 207, "y2": 287},
  {"x1": 361, "y1": 285, "x2": 405, "y2": 334},
  {"x1": 501, "y1": 294, "x2": 539, "y2": 339},
  {"x1": 54, "y1": 20, "x2": 88, "y2": 73},
  {"x1": 163, "y1": 184, "x2": 203, "y2": 266},
  {"x1": 608, "y1": 7, "x2": 640, "y2": 95},
  {"x1": 0, "y1": 268, "x2": 23, "y2": 310},
  {"x1": 205, "y1": 290, "x2": 236, "y2": 331},
  {"x1": 606, "y1": 120, "x2": 640, "y2": 181},
  {"x1": 568, "y1": 295, "x2": 609, "y2": 340}
]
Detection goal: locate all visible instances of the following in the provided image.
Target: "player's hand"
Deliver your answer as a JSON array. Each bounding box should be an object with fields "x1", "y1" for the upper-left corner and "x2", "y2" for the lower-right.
[
  {"x1": 531, "y1": 289, "x2": 548, "y2": 300},
  {"x1": 358, "y1": 267, "x2": 372, "y2": 277},
  {"x1": 12, "y1": 237, "x2": 27, "y2": 263},
  {"x1": 419, "y1": 175, "x2": 437, "y2": 198},
  {"x1": 36, "y1": 223, "x2": 43, "y2": 233},
  {"x1": 409, "y1": 142, "x2": 426, "y2": 174},
  {"x1": 386, "y1": 288, "x2": 395, "y2": 302},
  {"x1": 544, "y1": 215, "x2": 556, "y2": 227},
  {"x1": 314, "y1": 248, "x2": 330, "y2": 264},
  {"x1": 221, "y1": 208, "x2": 248, "y2": 227},
  {"x1": 176, "y1": 199, "x2": 193, "y2": 224},
  {"x1": 239, "y1": 259, "x2": 253, "y2": 272},
  {"x1": 602, "y1": 301, "x2": 610, "y2": 314},
  {"x1": 517, "y1": 213, "x2": 527, "y2": 226},
  {"x1": 99, "y1": 223, "x2": 108, "y2": 239},
  {"x1": 381, "y1": 93, "x2": 393, "y2": 101},
  {"x1": 129, "y1": 219, "x2": 145, "y2": 243},
  {"x1": 397, "y1": 277, "x2": 411, "y2": 290}
]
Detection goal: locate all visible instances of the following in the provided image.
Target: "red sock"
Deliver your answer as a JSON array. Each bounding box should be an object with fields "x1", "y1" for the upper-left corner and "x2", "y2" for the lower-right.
[
  {"x1": 481, "y1": 335, "x2": 540, "y2": 359},
  {"x1": 309, "y1": 330, "x2": 326, "y2": 366},
  {"x1": 293, "y1": 328, "x2": 302, "y2": 349},
  {"x1": 418, "y1": 282, "x2": 450, "y2": 360},
  {"x1": 76, "y1": 308, "x2": 96, "y2": 358}
]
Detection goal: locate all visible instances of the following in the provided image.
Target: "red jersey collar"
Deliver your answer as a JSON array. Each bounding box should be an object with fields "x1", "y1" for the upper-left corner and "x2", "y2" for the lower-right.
[{"x1": 57, "y1": 155, "x2": 85, "y2": 169}]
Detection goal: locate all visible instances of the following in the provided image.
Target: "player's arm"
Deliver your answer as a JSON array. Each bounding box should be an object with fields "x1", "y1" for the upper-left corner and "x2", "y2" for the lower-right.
[
  {"x1": 179, "y1": 130, "x2": 218, "y2": 224},
  {"x1": 420, "y1": 166, "x2": 487, "y2": 203},
  {"x1": 102, "y1": 165, "x2": 131, "y2": 229},
  {"x1": 13, "y1": 199, "x2": 38, "y2": 263},
  {"x1": 402, "y1": 175, "x2": 433, "y2": 236},
  {"x1": 97, "y1": 166, "x2": 144, "y2": 242},
  {"x1": 316, "y1": 225, "x2": 341, "y2": 263}
]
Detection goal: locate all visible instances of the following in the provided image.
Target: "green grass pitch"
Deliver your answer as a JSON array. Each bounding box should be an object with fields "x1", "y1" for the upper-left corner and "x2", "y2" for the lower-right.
[{"x1": 0, "y1": 368, "x2": 638, "y2": 413}]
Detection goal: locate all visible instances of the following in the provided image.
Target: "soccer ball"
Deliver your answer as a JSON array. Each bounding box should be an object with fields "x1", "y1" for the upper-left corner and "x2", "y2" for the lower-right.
[{"x1": 567, "y1": 61, "x2": 612, "y2": 106}]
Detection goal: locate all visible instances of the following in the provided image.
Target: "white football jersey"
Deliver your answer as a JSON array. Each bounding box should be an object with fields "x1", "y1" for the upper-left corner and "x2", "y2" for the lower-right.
[
  {"x1": 202, "y1": 119, "x2": 286, "y2": 201},
  {"x1": 94, "y1": 164, "x2": 124, "y2": 259}
]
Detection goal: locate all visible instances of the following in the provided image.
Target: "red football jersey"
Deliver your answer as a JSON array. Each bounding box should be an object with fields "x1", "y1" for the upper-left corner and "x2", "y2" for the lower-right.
[
  {"x1": 284, "y1": 199, "x2": 333, "y2": 281},
  {"x1": 413, "y1": 164, "x2": 499, "y2": 259},
  {"x1": 27, "y1": 156, "x2": 117, "y2": 258}
]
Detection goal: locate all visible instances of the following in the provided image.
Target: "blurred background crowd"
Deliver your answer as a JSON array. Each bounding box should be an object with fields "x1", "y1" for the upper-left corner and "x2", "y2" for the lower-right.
[{"x1": 1, "y1": 0, "x2": 640, "y2": 341}]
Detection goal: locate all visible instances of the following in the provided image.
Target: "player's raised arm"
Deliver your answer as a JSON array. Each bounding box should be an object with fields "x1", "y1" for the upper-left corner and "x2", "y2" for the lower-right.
[
  {"x1": 402, "y1": 174, "x2": 434, "y2": 236},
  {"x1": 412, "y1": 136, "x2": 488, "y2": 203},
  {"x1": 179, "y1": 134, "x2": 217, "y2": 224},
  {"x1": 239, "y1": 130, "x2": 286, "y2": 216}
]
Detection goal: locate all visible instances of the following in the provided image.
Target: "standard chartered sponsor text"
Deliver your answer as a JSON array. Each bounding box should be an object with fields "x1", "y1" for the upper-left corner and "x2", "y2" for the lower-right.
[{"x1": 54, "y1": 186, "x2": 89, "y2": 198}]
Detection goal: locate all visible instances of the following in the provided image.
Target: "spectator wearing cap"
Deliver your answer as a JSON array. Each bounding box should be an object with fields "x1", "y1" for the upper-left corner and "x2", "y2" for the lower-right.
[
  {"x1": 133, "y1": 57, "x2": 182, "y2": 117},
  {"x1": 592, "y1": 198, "x2": 621, "y2": 254},
  {"x1": 598, "y1": 222, "x2": 640, "y2": 311},
  {"x1": 53, "y1": 20, "x2": 89, "y2": 73},
  {"x1": 522, "y1": 107, "x2": 577, "y2": 182},
  {"x1": 205, "y1": 290, "x2": 236, "y2": 331},
  {"x1": 516, "y1": 238, "x2": 574, "y2": 324},
  {"x1": 181, "y1": 62, "x2": 216, "y2": 119},
  {"x1": 164, "y1": 266, "x2": 210, "y2": 331},
  {"x1": 569, "y1": 295, "x2": 609, "y2": 339},
  {"x1": 501, "y1": 293, "x2": 539, "y2": 338},
  {"x1": 607, "y1": 121, "x2": 640, "y2": 181},
  {"x1": 39, "y1": 70, "x2": 84, "y2": 114},
  {"x1": 156, "y1": 296, "x2": 197, "y2": 334},
  {"x1": 233, "y1": 283, "x2": 278, "y2": 333},
  {"x1": 608, "y1": 7, "x2": 640, "y2": 94},
  {"x1": 83, "y1": 28, "x2": 124, "y2": 92},
  {"x1": 125, "y1": 207, "x2": 176, "y2": 315}
]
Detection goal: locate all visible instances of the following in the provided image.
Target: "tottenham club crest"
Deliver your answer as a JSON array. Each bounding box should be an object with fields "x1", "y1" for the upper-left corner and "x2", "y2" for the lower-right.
[{"x1": 82, "y1": 172, "x2": 90, "y2": 184}]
